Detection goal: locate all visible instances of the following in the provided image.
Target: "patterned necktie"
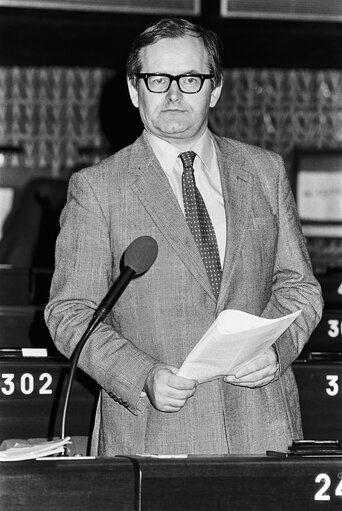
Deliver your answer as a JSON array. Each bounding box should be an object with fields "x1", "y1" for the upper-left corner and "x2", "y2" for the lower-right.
[{"x1": 180, "y1": 151, "x2": 222, "y2": 298}]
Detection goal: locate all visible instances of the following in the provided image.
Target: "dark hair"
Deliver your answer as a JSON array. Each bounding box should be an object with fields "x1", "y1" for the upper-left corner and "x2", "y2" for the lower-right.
[{"x1": 126, "y1": 17, "x2": 223, "y2": 89}]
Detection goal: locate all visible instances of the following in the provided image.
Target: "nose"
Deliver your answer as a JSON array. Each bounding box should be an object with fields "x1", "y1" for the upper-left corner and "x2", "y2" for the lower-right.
[{"x1": 166, "y1": 79, "x2": 182, "y2": 101}]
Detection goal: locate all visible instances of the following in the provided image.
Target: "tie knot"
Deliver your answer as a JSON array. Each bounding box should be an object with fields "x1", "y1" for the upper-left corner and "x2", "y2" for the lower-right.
[{"x1": 179, "y1": 151, "x2": 196, "y2": 169}]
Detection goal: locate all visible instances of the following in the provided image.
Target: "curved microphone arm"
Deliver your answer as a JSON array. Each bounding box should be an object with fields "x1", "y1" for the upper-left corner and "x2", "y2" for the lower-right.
[
  {"x1": 60, "y1": 266, "x2": 136, "y2": 441},
  {"x1": 59, "y1": 236, "x2": 158, "y2": 445}
]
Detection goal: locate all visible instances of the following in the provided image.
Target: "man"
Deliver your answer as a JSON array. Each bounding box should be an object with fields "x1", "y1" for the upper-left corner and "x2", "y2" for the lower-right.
[{"x1": 45, "y1": 17, "x2": 323, "y2": 456}]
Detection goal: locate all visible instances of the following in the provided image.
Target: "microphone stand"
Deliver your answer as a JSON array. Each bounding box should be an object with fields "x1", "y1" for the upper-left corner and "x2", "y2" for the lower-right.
[{"x1": 60, "y1": 266, "x2": 136, "y2": 444}]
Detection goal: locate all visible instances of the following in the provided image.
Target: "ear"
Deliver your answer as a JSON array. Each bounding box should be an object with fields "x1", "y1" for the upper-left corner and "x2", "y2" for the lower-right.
[
  {"x1": 127, "y1": 77, "x2": 139, "y2": 108},
  {"x1": 209, "y1": 81, "x2": 223, "y2": 108}
]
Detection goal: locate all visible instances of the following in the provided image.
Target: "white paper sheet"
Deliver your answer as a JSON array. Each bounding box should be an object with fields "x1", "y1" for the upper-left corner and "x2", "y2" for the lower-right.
[{"x1": 177, "y1": 309, "x2": 301, "y2": 383}]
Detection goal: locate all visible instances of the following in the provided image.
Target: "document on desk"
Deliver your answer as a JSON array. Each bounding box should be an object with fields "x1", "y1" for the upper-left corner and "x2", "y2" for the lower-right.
[
  {"x1": 0, "y1": 437, "x2": 71, "y2": 461},
  {"x1": 177, "y1": 309, "x2": 301, "y2": 383}
]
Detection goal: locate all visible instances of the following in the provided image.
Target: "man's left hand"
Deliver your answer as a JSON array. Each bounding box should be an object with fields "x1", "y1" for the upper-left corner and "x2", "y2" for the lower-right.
[{"x1": 224, "y1": 347, "x2": 279, "y2": 388}]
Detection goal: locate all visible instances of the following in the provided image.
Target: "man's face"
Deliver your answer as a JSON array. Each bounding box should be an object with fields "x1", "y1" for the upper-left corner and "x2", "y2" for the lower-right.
[{"x1": 128, "y1": 36, "x2": 222, "y2": 148}]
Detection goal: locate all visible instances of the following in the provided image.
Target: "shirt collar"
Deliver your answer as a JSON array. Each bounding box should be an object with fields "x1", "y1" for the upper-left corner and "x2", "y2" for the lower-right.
[{"x1": 145, "y1": 129, "x2": 213, "y2": 177}]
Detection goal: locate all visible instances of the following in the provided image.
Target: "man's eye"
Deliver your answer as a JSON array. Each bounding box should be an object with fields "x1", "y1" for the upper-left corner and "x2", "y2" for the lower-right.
[
  {"x1": 150, "y1": 76, "x2": 167, "y2": 85},
  {"x1": 183, "y1": 76, "x2": 200, "y2": 85}
]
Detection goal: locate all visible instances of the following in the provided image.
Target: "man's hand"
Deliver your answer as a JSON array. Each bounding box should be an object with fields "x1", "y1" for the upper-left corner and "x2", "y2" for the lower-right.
[
  {"x1": 224, "y1": 347, "x2": 279, "y2": 388},
  {"x1": 144, "y1": 364, "x2": 197, "y2": 412}
]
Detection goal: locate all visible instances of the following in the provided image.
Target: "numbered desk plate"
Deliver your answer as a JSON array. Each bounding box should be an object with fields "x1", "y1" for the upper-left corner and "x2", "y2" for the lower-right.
[
  {"x1": 306, "y1": 310, "x2": 342, "y2": 352},
  {"x1": 0, "y1": 356, "x2": 98, "y2": 440}
]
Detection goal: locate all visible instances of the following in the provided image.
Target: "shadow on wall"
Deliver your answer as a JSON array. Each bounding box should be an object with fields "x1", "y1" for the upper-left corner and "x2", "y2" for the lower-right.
[{"x1": 99, "y1": 68, "x2": 143, "y2": 154}]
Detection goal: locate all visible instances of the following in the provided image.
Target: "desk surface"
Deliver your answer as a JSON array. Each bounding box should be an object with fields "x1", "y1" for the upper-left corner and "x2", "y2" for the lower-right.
[{"x1": 1, "y1": 455, "x2": 342, "y2": 510}]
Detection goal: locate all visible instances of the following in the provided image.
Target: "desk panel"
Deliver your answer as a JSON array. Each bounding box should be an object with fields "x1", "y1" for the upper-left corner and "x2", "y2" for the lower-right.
[
  {"x1": 1, "y1": 456, "x2": 342, "y2": 510},
  {"x1": 0, "y1": 458, "x2": 135, "y2": 511},
  {"x1": 293, "y1": 360, "x2": 342, "y2": 440}
]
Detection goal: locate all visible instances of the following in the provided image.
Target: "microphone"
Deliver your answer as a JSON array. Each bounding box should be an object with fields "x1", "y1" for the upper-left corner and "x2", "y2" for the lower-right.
[
  {"x1": 93, "y1": 235, "x2": 158, "y2": 323},
  {"x1": 60, "y1": 236, "x2": 158, "y2": 442}
]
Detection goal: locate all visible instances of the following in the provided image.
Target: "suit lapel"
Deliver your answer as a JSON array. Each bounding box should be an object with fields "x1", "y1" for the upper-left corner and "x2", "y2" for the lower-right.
[
  {"x1": 128, "y1": 136, "x2": 215, "y2": 300},
  {"x1": 213, "y1": 137, "x2": 253, "y2": 312}
]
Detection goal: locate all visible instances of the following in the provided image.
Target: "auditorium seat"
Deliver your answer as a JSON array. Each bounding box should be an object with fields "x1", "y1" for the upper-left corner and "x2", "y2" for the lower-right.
[
  {"x1": 0, "y1": 305, "x2": 59, "y2": 354},
  {"x1": 0, "y1": 266, "x2": 52, "y2": 306},
  {"x1": 0, "y1": 266, "x2": 58, "y2": 354}
]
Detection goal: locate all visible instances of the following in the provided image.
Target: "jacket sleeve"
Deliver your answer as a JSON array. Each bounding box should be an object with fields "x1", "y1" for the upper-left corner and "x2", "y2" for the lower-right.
[
  {"x1": 44, "y1": 170, "x2": 157, "y2": 415},
  {"x1": 260, "y1": 152, "x2": 323, "y2": 373}
]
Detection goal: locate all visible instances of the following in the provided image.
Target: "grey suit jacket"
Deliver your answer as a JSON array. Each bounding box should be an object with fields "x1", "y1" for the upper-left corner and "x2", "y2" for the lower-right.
[{"x1": 45, "y1": 132, "x2": 323, "y2": 455}]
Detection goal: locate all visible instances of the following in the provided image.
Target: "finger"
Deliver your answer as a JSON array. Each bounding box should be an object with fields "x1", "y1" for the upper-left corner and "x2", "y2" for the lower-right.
[
  {"x1": 160, "y1": 405, "x2": 183, "y2": 412},
  {"x1": 234, "y1": 359, "x2": 268, "y2": 378},
  {"x1": 234, "y1": 349, "x2": 278, "y2": 378},
  {"x1": 225, "y1": 374, "x2": 274, "y2": 388},
  {"x1": 228, "y1": 364, "x2": 274, "y2": 382},
  {"x1": 168, "y1": 371, "x2": 197, "y2": 390},
  {"x1": 166, "y1": 386, "x2": 197, "y2": 401},
  {"x1": 155, "y1": 396, "x2": 188, "y2": 412},
  {"x1": 154, "y1": 382, "x2": 195, "y2": 406}
]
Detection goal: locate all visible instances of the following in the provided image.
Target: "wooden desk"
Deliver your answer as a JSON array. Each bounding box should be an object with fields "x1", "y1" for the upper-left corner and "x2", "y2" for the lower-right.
[{"x1": 1, "y1": 456, "x2": 342, "y2": 510}]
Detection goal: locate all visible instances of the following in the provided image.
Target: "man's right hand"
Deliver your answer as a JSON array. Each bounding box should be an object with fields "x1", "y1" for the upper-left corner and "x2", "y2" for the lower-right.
[{"x1": 144, "y1": 364, "x2": 197, "y2": 412}]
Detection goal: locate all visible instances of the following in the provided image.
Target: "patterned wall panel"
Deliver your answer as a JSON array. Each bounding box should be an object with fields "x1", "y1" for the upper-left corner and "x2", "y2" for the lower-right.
[
  {"x1": 0, "y1": 67, "x2": 111, "y2": 178},
  {"x1": 209, "y1": 69, "x2": 342, "y2": 174}
]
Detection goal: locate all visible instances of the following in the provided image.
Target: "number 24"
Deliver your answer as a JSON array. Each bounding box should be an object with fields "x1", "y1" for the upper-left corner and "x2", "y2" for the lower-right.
[{"x1": 315, "y1": 473, "x2": 342, "y2": 501}]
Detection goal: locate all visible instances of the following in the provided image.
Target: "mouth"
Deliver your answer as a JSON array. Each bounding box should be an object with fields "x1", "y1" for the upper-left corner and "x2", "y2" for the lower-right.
[{"x1": 161, "y1": 109, "x2": 186, "y2": 113}]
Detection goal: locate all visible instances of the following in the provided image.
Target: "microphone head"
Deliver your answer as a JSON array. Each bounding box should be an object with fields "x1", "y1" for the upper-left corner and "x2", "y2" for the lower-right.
[{"x1": 124, "y1": 236, "x2": 158, "y2": 275}]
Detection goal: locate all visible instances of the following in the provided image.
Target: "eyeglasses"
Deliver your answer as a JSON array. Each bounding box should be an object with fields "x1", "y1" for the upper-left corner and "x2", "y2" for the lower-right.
[{"x1": 135, "y1": 73, "x2": 214, "y2": 94}]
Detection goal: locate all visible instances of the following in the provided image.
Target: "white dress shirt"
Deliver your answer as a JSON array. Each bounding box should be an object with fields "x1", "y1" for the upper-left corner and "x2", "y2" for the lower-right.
[{"x1": 145, "y1": 129, "x2": 226, "y2": 265}]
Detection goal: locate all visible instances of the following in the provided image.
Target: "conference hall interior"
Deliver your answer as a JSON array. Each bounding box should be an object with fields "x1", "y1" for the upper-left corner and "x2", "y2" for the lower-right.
[{"x1": 1, "y1": 2, "x2": 342, "y2": 509}]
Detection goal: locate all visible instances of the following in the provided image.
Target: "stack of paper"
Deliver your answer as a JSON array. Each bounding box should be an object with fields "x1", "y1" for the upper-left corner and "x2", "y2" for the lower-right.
[{"x1": 0, "y1": 437, "x2": 71, "y2": 461}]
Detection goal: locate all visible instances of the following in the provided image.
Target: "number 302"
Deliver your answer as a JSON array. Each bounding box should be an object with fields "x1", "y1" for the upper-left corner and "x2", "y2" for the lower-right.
[
  {"x1": 315, "y1": 473, "x2": 342, "y2": 501},
  {"x1": 1, "y1": 373, "x2": 53, "y2": 395}
]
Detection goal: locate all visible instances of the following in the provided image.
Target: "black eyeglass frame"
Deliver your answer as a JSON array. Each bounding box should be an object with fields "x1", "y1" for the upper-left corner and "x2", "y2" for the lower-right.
[{"x1": 135, "y1": 73, "x2": 214, "y2": 94}]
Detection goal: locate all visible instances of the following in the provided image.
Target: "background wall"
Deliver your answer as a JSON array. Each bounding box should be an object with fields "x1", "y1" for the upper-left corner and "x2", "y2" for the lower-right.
[
  {"x1": 1, "y1": 2, "x2": 342, "y2": 271},
  {"x1": 0, "y1": 1, "x2": 341, "y2": 450}
]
